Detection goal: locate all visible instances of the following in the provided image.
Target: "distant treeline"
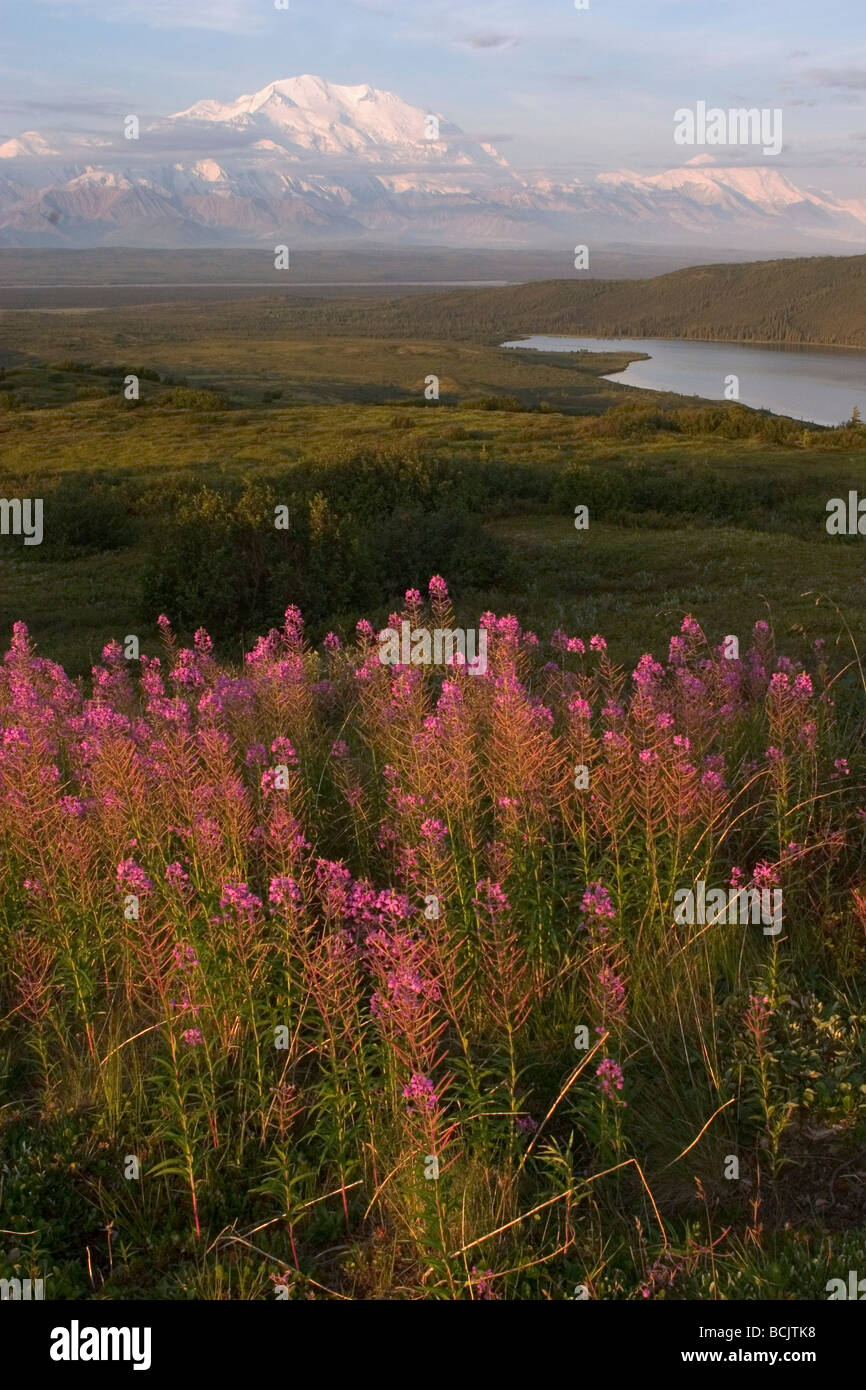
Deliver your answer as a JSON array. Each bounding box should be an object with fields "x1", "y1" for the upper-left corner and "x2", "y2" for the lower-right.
[{"x1": 238, "y1": 253, "x2": 866, "y2": 349}]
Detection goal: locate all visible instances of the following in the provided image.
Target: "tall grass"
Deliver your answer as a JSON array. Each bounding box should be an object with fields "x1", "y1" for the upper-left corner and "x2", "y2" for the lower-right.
[{"x1": 1, "y1": 581, "x2": 865, "y2": 1299}]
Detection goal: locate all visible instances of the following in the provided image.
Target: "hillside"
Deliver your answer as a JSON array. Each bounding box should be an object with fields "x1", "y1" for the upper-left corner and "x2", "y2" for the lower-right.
[{"x1": 201, "y1": 253, "x2": 866, "y2": 348}]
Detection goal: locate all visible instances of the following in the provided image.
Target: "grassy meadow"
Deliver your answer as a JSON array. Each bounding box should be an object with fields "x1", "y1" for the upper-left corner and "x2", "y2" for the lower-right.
[{"x1": 1, "y1": 280, "x2": 866, "y2": 1301}]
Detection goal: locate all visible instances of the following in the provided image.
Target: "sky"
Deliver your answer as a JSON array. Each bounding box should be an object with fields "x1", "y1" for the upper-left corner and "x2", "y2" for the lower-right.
[{"x1": 2, "y1": 0, "x2": 866, "y2": 193}]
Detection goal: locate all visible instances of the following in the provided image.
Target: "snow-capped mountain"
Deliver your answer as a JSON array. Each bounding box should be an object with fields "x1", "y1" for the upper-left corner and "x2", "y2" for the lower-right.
[
  {"x1": 0, "y1": 77, "x2": 864, "y2": 250},
  {"x1": 164, "y1": 74, "x2": 507, "y2": 168}
]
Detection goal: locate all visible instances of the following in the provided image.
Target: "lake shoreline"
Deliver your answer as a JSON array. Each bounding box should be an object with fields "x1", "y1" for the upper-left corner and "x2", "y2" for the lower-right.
[
  {"x1": 503, "y1": 333, "x2": 866, "y2": 357},
  {"x1": 502, "y1": 333, "x2": 866, "y2": 427}
]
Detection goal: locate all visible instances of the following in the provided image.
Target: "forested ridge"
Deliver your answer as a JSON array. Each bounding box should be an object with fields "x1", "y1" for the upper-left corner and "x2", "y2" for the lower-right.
[{"x1": 245, "y1": 253, "x2": 866, "y2": 347}]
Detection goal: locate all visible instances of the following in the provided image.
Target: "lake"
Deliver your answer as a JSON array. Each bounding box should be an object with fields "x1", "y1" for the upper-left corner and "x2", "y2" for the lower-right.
[{"x1": 502, "y1": 334, "x2": 866, "y2": 428}]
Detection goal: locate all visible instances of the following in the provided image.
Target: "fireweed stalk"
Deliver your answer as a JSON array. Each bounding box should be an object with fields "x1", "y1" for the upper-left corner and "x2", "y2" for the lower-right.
[{"x1": 0, "y1": 592, "x2": 862, "y2": 1295}]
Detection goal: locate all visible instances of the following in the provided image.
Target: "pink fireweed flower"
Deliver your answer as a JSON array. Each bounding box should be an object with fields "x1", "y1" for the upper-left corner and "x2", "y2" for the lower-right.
[
  {"x1": 270, "y1": 737, "x2": 298, "y2": 764},
  {"x1": 567, "y1": 696, "x2": 592, "y2": 721},
  {"x1": 701, "y1": 769, "x2": 726, "y2": 795},
  {"x1": 428, "y1": 575, "x2": 449, "y2": 601},
  {"x1": 331, "y1": 739, "x2": 349, "y2": 759},
  {"x1": 182, "y1": 1028, "x2": 203, "y2": 1047},
  {"x1": 404, "y1": 588, "x2": 423, "y2": 608},
  {"x1": 589, "y1": 635, "x2": 607, "y2": 653},
  {"x1": 192, "y1": 815, "x2": 222, "y2": 851},
  {"x1": 219, "y1": 881, "x2": 263, "y2": 917},
  {"x1": 833, "y1": 758, "x2": 850, "y2": 777},
  {"x1": 580, "y1": 881, "x2": 616, "y2": 928},
  {"x1": 567, "y1": 637, "x2": 586, "y2": 655},
  {"x1": 323, "y1": 631, "x2": 341, "y2": 653},
  {"x1": 596, "y1": 965, "x2": 627, "y2": 1021},
  {"x1": 116, "y1": 859, "x2": 153, "y2": 895},
  {"x1": 283, "y1": 605, "x2": 304, "y2": 644},
  {"x1": 744, "y1": 993, "x2": 772, "y2": 1047},
  {"x1": 437, "y1": 681, "x2": 463, "y2": 714},
  {"x1": 165, "y1": 861, "x2": 189, "y2": 886},
  {"x1": 268, "y1": 875, "x2": 302, "y2": 908},
  {"x1": 419, "y1": 817, "x2": 448, "y2": 845},
  {"x1": 403, "y1": 1073, "x2": 438, "y2": 1113},
  {"x1": 470, "y1": 1268, "x2": 498, "y2": 1301},
  {"x1": 314, "y1": 859, "x2": 354, "y2": 917},
  {"x1": 3, "y1": 726, "x2": 31, "y2": 749},
  {"x1": 347, "y1": 885, "x2": 410, "y2": 930},
  {"x1": 596, "y1": 1057, "x2": 625, "y2": 1101},
  {"x1": 634, "y1": 654, "x2": 664, "y2": 686},
  {"x1": 752, "y1": 861, "x2": 780, "y2": 890},
  {"x1": 172, "y1": 943, "x2": 198, "y2": 970},
  {"x1": 368, "y1": 929, "x2": 440, "y2": 1019},
  {"x1": 9, "y1": 619, "x2": 31, "y2": 652},
  {"x1": 59, "y1": 795, "x2": 87, "y2": 818},
  {"x1": 171, "y1": 649, "x2": 205, "y2": 689},
  {"x1": 473, "y1": 879, "x2": 510, "y2": 921},
  {"x1": 530, "y1": 700, "x2": 554, "y2": 726}
]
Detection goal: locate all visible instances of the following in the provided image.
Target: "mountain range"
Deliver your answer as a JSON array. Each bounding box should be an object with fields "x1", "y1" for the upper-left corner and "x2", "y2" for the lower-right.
[{"x1": 2, "y1": 75, "x2": 865, "y2": 252}]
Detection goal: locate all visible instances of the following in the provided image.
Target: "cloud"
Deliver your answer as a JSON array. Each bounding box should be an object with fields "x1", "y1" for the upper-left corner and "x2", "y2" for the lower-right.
[
  {"x1": 0, "y1": 98, "x2": 125, "y2": 119},
  {"x1": 32, "y1": 0, "x2": 262, "y2": 34},
  {"x1": 788, "y1": 94, "x2": 862, "y2": 107},
  {"x1": 458, "y1": 31, "x2": 521, "y2": 51},
  {"x1": 803, "y1": 66, "x2": 866, "y2": 89}
]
